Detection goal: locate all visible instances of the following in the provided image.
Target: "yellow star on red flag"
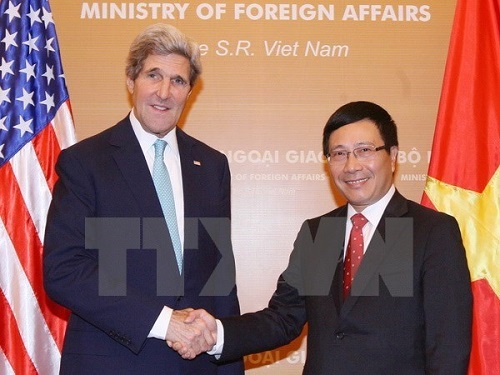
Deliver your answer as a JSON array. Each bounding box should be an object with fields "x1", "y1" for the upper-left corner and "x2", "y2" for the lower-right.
[{"x1": 425, "y1": 168, "x2": 500, "y2": 299}]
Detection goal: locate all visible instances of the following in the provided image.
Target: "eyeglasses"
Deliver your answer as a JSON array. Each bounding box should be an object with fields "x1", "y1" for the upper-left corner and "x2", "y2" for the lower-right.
[{"x1": 327, "y1": 145, "x2": 387, "y2": 164}]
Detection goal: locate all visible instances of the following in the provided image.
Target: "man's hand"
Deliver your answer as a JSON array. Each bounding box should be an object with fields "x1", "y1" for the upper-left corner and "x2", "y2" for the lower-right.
[
  {"x1": 166, "y1": 308, "x2": 216, "y2": 359},
  {"x1": 167, "y1": 309, "x2": 217, "y2": 359}
]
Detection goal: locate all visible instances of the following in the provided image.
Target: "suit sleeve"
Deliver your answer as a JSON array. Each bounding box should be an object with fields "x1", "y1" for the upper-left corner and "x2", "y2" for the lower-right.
[
  {"x1": 218, "y1": 221, "x2": 311, "y2": 362},
  {"x1": 212, "y1": 156, "x2": 245, "y2": 375},
  {"x1": 213, "y1": 156, "x2": 240, "y2": 319},
  {"x1": 43, "y1": 149, "x2": 164, "y2": 354},
  {"x1": 422, "y1": 214, "x2": 472, "y2": 374}
]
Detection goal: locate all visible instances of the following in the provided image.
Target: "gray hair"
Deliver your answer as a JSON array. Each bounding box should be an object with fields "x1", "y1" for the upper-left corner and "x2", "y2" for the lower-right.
[{"x1": 125, "y1": 23, "x2": 202, "y2": 86}]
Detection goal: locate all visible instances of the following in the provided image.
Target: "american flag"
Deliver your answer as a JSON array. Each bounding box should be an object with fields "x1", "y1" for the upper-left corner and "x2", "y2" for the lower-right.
[{"x1": 0, "y1": 0, "x2": 75, "y2": 373}]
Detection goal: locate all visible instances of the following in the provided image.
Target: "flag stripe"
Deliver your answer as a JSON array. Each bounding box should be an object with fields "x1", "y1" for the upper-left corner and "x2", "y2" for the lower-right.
[
  {"x1": 23, "y1": 126, "x2": 74, "y2": 349},
  {"x1": 0, "y1": 216, "x2": 61, "y2": 374},
  {"x1": 30, "y1": 118, "x2": 72, "y2": 350},
  {"x1": 0, "y1": 161, "x2": 44, "y2": 286},
  {"x1": 0, "y1": 291, "x2": 36, "y2": 375},
  {"x1": 0, "y1": 346, "x2": 17, "y2": 375},
  {"x1": 11, "y1": 141, "x2": 52, "y2": 243},
  {"x1": 0, "y1": 160, "x2": 64, "y2": 352},
  {"x1": 32, "y1": 123, "x2": 61, "y2": 192},
  {"x1": 51, "y1": 101, "x2": 76, "y2": 150}
]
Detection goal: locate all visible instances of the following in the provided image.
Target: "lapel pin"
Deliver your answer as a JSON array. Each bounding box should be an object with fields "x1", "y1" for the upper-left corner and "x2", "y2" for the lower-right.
[{"x1": 193, "y1": 160, "x2": 201, "y2": 166}]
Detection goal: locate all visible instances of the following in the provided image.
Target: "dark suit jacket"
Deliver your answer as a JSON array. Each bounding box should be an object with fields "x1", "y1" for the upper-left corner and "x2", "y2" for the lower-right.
[
  {"x1": 44, "y1": 117, "x2": 244, "y2": 374},
  {"x1": 220, "y1": 190, "x2": 472, "y2": 374}
]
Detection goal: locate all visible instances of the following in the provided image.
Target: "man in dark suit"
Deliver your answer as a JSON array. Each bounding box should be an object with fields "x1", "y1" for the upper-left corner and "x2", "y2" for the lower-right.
[
  {"x1": 43, "y1": 24, "x2": 243, "y2": 374},
  {"x1": 180, "y1": 101, "x2": 472, "y2": 374}
]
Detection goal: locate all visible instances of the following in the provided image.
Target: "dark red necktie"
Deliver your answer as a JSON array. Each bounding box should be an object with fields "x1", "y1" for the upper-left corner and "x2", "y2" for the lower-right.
[{"x1": 343, "y1": 213, "x2": 368, "y2": 300}]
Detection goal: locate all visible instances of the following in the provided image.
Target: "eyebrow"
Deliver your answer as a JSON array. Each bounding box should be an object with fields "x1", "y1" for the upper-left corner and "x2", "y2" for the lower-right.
[
  {"x1": 330, "y1": 141, "x2": 376, "y2": 150},
  {"x1": 143, "y1": 67, "x2": 187, "y2": 81},
  {"x1": 143, "y1": 66, "x2": 160, "y2": 74}
]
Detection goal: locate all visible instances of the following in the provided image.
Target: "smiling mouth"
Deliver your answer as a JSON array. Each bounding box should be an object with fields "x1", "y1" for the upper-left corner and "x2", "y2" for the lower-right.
[
  {"x1": 152, "y1": 104, "x2": 169, "y2": 111},
  {"x1": 345, "y1": 177, "x2": 368, "y2": 185}
]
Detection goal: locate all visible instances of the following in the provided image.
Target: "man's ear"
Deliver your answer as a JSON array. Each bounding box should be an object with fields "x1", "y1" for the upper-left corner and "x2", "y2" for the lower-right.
[
  {"x1": 126, "y1": 78, "x2": 134, "y2": 94},
  {"x1": 390, "y1": 146, "x2": 399, "y2": 172},
  {"x1": 390, "y1": 145, "x2": 399, "y2": 160}
]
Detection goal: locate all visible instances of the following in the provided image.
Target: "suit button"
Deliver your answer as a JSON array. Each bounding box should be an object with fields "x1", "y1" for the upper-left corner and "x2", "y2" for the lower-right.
[
  {"x1": 176, "y1": 296, "x2": 183, "y2": 302},
  {"x1": 336, "y1": 332, "x2": 345, "y2": 339}
]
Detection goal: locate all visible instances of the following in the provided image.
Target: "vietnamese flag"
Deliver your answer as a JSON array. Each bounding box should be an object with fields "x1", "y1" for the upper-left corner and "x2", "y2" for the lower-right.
[{"x1": 422, "y1": 0, "x2": 500, "y2": 373}]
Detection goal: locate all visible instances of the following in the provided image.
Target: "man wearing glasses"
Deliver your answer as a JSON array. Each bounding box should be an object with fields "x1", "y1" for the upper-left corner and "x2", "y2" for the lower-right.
[{"x1": 177, "y1": 101, "x2": 472, "y2": 374}]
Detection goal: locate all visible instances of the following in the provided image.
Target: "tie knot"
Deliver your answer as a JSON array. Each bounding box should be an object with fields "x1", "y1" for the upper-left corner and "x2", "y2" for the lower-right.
[
  {"x1": 154, "y1": 139, "x2": 167, "y2": 159},
  {"x1": 351, "y1": 213, "x2": 367, "y2": 228}
]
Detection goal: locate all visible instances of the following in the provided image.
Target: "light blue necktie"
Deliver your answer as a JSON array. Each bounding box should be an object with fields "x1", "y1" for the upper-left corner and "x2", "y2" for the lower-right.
[{"x1": 153, "y1": 139, "x2": 183, "y2": 273}]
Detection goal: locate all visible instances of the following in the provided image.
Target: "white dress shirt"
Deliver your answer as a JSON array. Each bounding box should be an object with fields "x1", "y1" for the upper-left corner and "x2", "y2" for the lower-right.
[
  {"x1": 129, "y1": 110, "x2": 184, "y2": 340},
  {"x1": 344, "y1": 185, "x2": 396, "y2": 258}
]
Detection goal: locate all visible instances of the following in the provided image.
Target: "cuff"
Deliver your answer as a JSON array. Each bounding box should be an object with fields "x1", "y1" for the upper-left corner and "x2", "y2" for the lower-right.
[
  {"x1": 147, "y1": 306, "x2": 173, "y2": 340},
  {"x1": 207, "y1": 319, "x2": 224, "y2": 357}
]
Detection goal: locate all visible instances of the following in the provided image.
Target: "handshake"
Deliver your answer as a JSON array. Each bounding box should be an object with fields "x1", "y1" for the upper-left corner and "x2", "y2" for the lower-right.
[{"x1": 165, "y1": 308, "x2": 218, "y2": 359}]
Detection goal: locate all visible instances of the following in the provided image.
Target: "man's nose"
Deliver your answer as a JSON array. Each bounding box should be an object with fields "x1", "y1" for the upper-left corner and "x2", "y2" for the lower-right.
[
  {"x1": 157, "y1": 79, "x2": 171, "y2": 99},
  {"x1": 343, "y1": 152, "x2": 362, "y2": 171}
]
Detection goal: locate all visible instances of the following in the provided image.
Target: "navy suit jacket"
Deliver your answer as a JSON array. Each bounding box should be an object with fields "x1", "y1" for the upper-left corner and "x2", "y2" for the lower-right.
[
  {"x1": 220, "y1": 191, "x2": 472, "y2": 374},
  {"x1": 44, "y1": 117, "x2": 244, "y2": 374}
]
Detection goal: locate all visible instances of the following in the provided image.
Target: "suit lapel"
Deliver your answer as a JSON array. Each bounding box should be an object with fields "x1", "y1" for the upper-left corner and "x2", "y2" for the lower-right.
[
  {"x1": 109, "y1": 118, "x2": 163, "y2": 218},
  {"x1": 332, "y1": 247, "x2": 345, "y2": 314},
  {"x1": 177, "y1": 128, "x2": 201, "y2": 219},
  {"x1": 340, "y1": 191, "x2": 409, "y2": 316},
  {"x1": 176, "y1": 129, "x2": 203, "y2": 278},
  {"x1": 326, "y1": 207, "x2": 348, "y2": 315}
]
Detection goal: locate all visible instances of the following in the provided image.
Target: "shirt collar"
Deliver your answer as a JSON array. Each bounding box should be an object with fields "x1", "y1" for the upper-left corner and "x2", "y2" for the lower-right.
[
  {"x1": 129, "y1": 110, "x2": 180, "y2": 158},
  {"x1": 347, "y1": 185, "x2": 396, "y2": 225}
]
